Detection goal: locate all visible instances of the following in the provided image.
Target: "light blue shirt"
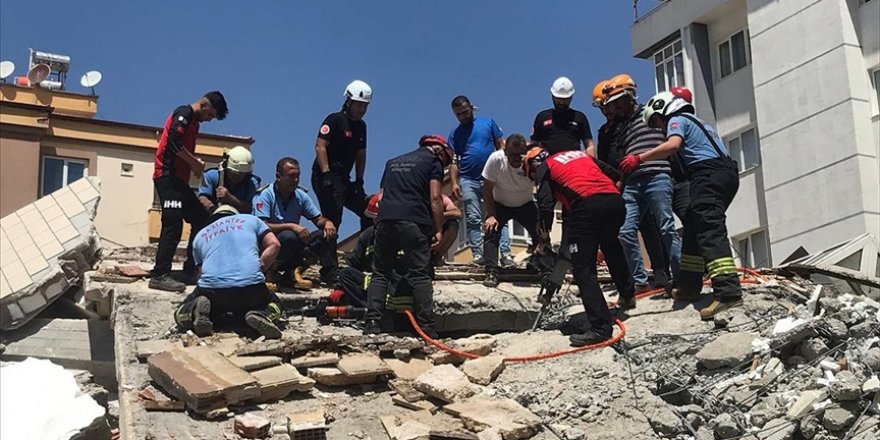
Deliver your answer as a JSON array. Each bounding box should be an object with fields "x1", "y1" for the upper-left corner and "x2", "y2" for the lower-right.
[
  {"x1": 253, "y1": 184, "x2": 321, "y2": 224},
  {"x1": 193, "y1": 214, "x2": 269, "y2": 288},
  {"x1": 667, "y1": 115, "x2": 729, "y2": 167},
  {"x1": 198, "y1": 169, "x2": 260, "y2": 204}
]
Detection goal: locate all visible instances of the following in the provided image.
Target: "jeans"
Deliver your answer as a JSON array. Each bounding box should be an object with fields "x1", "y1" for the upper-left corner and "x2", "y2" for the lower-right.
[
  {"x1": 619, "y1": 173, "x2": 681, "y2": 286},
  {"x1": 460, "y1": 177, "x2": 509, "y2": 259}
]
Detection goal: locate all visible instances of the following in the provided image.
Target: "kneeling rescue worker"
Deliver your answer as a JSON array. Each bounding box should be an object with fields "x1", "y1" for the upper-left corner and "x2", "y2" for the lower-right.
[
  {"x1": 175, "y1": 205, "x2": 285, "y2": 339},
  {"x1": 525, "y1": 147, "x2": 635, "y2": 347},
  {"x1": 621, "y1": 91, "x2": 742, "y2": 320}
]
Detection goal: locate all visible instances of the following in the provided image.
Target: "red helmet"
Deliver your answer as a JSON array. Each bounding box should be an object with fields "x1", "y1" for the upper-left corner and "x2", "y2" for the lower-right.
[
  {"x1": 523, "y1": 145, "x2": 549, "y2": 180},
  {"x1": 419, "y1": 134, "x2": 454, "y2": 167},
  {"x1": 670, "y1": 86, "x2": 693, "y2": 104}
]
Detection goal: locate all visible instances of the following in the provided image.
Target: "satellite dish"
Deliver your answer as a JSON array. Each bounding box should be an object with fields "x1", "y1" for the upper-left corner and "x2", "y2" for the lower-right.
[
  {"x1": 26, "y1": 64, "x2": 51, "y2": 86},
  {"x1": 0, "y1": 61, "x2": 14, "y2": 81},
  {"x1": 80, "y1": 70, "x2": 102, "y2": 95}
]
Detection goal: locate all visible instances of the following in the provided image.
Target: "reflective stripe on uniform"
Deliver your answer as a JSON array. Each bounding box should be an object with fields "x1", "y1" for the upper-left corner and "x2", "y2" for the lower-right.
[
  {"x1": 680, "y1": 254, "x2": 705, "y2": 273},
  {"x1": 266, "y1": 303, "x2": 283, "y2": 322},
  {"x1": 174, "y1": 304, "x2": 191, "y2": 326},
  {"x1": 363, "y1": 273, "x2": 372, "y2": 290},
  {"x1": 386, "y1": 294, "x2": 414, "y2": 311},
  {"x1": 707, "y1": 257, "x2": 738, "y2": 278}
]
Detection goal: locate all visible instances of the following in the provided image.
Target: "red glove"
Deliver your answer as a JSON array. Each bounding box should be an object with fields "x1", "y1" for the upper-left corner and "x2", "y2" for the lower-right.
[
  {"x1": 328, "y1": 289, "x2": 345, "y2": 304},
  {"x1": 619, "y1": 154, "x2": 643, "y2": 176}
]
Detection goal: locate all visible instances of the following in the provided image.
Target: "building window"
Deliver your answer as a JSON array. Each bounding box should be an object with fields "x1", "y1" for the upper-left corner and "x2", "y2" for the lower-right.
[
  {"x1": 508, "y1": 220, "x2": 530, "y2": 245},
  {"x1": 726, "y1": 127, "x2": 761, "y2": 173},
  {"x1": 40, "y1": 156, "x2": 87, "y2": 196},
  {"x1": 871, "y1": 68, "x2": 880, "y2": 114},
  {"x1": 719, "y1": 29, "x2": 750, "y2": 78},
  {"x1": 121, "y1": 162, "x2": 134, "y2": 177},
  {"x1": 653, "y1": 39, "x2": 685, "y2": 92},
  {"x1": 736, "y1": 229, "x2": 771, "y2": 268}
]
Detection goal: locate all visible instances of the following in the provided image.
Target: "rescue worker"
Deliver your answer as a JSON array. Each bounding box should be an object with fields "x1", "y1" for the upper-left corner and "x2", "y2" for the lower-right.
[
  {"x1": 531, "y1": 76, "x2": 595, "y2": 155},
  {"x1": 526, "y1": 147, "x2": 635, "y2": 346},
  {"x1": 197, "y1": 146, "x2": 260, "y2": 220},
  {"x1": 150, "y1": 91, "x2": 228, "y2": 292},
  {"x1": 174, "y1": 205, "x2": 285, "y2": 339},
  {"x1": 603, "y1": 74, "x2": 681, "y2": 294},
  {"x1": 447, "y1": 95, "x2": 513, "y2": 266},
  {"x1": 255, "y1": 157, "x2": 337, "y2": 290},
  {"x1": 363, "y1": 135, "x2": 453, "y2": 338},
  {"x1": 311, "y1": 80, "x2": 373, "y2": 287},
  {"x1": 623, "y1": 91, "x2": 742, "y2": 320},
  {"x1": 481, "y1": 134, "x2": 542, "y2": 287}
]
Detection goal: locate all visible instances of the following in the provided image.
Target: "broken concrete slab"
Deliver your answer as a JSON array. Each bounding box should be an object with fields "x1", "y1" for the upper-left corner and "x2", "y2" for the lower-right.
[
  {"x1": 135, "y1": 339, "x2": 183, "y2": 361},
  {"x1": 337, "y1": 352, "x2": 392, "y2": 378},
  {"x1": 414, "y1": 364, "x2": 481, "y2": 403},
  {"x1": 462, "y1": 356, "x2": 505, "y2": 386},
  {"x1": 381, "y1": 413, "x2": 432, "y2": 440},
  {"x1": 1, "y1": 318, "x2": 115, "y2": 384},
  {"x1": 430, "y1": 334, "x2": 496, "y2": 365},
  {"x1": 787, "y1": 389, "x2": 828, "y2": 419},
  {"x1": 695, "y1": 332, "x2": 756, "y2": 369},
  {"x1": 290, "y1": 352, "x2": 339, "y2": 368},
  {"x1": 823, "y1": 403, "x2": 858, "y2": 431},
  {"x1": 394, "y1": 394, "x2": 440, "y2": 412},
  {"x1": 443, "y1": 397, "x2": 542, "y2": 440},
  {"x1": 307, "y1": 367, "x2": 377, "y2": 386},
  {"x1": 1, "y1": 177, "x2": 102, "y2": 330},
  {"x1": 386, "y1": 356, "x2": 435, "y2": 380},
  {"x1": 234, "y1": 413, "x2": 271, "y2": 438},
  {"x1": 208, "y1": 335, "x2": 247, "y2": 357},
  {"x1": 147, "y1": 346, "x2": 259, "y2": 413},
  {"x1": 251, "y1": 364, "x2": 315, "y2": 402},
  {"x1": 228, "y1": 355, "x2": 283, "y2": 371},
  {"x1": 390, "y1": 378, "x2": 428, "y2": 402},
  {"x1": 830, "y1": 370, "x2": 862, "y2": 401}
]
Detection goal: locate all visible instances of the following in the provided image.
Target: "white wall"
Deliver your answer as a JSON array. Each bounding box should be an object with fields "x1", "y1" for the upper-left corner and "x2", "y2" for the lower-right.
[{"x1": 93, "y1": 146, "x2": 157, "y2": 246}]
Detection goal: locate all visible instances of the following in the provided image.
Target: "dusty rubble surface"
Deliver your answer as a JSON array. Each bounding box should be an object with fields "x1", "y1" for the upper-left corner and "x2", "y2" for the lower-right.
[{"x1": 100, "y1": 252, "x2": 880, "y2": 440}]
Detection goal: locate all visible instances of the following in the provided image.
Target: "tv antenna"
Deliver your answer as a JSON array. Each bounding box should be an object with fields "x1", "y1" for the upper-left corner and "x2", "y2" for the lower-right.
[
  {"x1": 80, "y1": 70, "x2": 102, "y2": 95},
  {"x1": 26, "y1": 64, "x2": 51, "y2": 87},
  {"x1": 0, "y1": 61, "x2": 14, "y2": 82}
]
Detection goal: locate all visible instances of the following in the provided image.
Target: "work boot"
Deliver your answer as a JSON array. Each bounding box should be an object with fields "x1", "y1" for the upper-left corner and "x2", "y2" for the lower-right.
[
  {"x1": 482, "y1": 269, "x2": 499, "y2": 288},
  {"x1": 363, "y1": 319, "x2": 381, "y2": 335},
  {"x1": 617, "y1": 295, "x2": 637, "y2": 311},
  {"x1": 191, "y1": 296, "x2": 213, "y2": 337},
  {"x1": 671, "y1": 287, "x2": 702, "y2": 301},
  {"x1": 699, "y1": 297, "x2": 743, "y2": 321},
  {"x1": 472, "y1": 256, "x2": 485, "y2": 266},
  {"x1": 500, "y1": 254, "x2": 517, "y2": 268},
  {"x1": 293, "y1": 267, "x2": 313, "y2": 290},
  {"x1": 569, "y1": 329, "x2": 612, "y2": 347},
  {"x1": 149, "y1": 274, "x2": 186, "y2": 293},
  {"x1": 245, "y1": 312, "x2": 283, "y2": 339}
]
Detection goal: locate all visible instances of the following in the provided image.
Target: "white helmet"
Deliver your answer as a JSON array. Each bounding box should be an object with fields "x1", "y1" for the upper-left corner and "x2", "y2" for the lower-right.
[
  {"x1": 642, "y1": 91, "x2": 694, "y2": 125},
  {"x1": 225, "y1": 146, "x2": 254, "y2": 174},
  {"x1": 344, "y1": 80, "x2": 372, "y2": 103},
  {"x1": 550, "y1": 76, "x2": 575, "y2": 98}
]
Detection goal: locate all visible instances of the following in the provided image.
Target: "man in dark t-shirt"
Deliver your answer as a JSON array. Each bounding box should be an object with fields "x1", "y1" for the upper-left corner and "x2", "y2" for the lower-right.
[
  {"x1": 311, "y1": 80, "x2": 373, "y2": 287},
  {"x1": 531, "y1": 76, "x2": 594, "y2": 155},
  {"x1": 363, "y1": 135, "x2": 452, "y2": 338}
]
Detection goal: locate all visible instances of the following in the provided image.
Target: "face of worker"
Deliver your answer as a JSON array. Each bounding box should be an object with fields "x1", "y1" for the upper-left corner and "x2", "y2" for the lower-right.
[
  {"x1": 552, "y1": 96, "x2": 571, "y2": 111},
  {"x1": 347, "y1": 100, "x2": 369, "y2": 120},
  {"x1": 199, "y1": 100, "x2": 218, "y2": 122},
  {"x1": 504, "y1": 143, "x2": 527, "y2": 169},
  {"x1": 452, "y1": 103, "x2": 475, "y2": 124},
  {"x1": 607, "y1": 96, "x2": 636, "y2": 120},
  {"x1": 225, "y1": 169, "x2": 246, "y2": 185},
  {"x1": 276, "y1": 163, "x2": 300, "y2": 194}
]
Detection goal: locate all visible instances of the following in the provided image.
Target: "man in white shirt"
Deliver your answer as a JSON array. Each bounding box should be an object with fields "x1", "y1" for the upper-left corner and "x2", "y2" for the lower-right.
[{"x1": 481, "y1": 134, "x2": 542, "y2": 287}]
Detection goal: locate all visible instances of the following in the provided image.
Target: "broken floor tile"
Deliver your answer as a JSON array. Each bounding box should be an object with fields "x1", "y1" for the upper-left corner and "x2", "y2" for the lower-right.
[
  {"x1": 290, "y1": 352, "x2": 339, "y2": 369},
  {"x1": 385, "y1": 356, "x2": 434, "y2": 380},
  {"x1": 337, "y1": 352, "x2": 392, "y2": 378},
  {"x1": 307, "y1": 367, "x2": 377, "y2": 386},
  {"x1": 135, "y1": 339, "x2": 183, "y2": 361},
  {"x1": 228, "y1": 355, "x2": 282, "y2": 372},
  {"x1": 413, "y1": 364, "x2": 480, "y2": 403},
  {"x1": 462, "y1": 356, "x2": 505, "y2": 386},
  {"x1": 390, "y1": 378, "x2": 427, "y2": 402},
  {"x1": 429, "y1": 335, "x2": 496, "y2": 365},
  {"x1": 251, "y1": 364, "x2": 315, "y2": 402},
  {"x1": 443, "y1": 397, "x2": 541, "y2": 440}
]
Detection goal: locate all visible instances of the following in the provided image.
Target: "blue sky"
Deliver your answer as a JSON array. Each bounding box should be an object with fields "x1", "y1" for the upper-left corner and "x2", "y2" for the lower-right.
[{"x1": 1, "y1": 1, "x2": 661, "y2": 236}]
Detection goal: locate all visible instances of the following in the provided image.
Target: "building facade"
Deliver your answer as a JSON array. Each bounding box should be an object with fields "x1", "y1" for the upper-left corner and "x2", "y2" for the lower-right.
[
  {"x1": 0, "y1": 83, "x2": 253, "y2": 247},
  {"x1": 631, "y1": 0, "x2": 880, "y2": 267}
]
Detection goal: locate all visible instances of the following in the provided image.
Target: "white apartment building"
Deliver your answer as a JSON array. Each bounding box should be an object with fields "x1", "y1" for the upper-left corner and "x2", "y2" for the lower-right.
[{"x1": 631, "y1": 0, "x2": 880, "y2": 269}]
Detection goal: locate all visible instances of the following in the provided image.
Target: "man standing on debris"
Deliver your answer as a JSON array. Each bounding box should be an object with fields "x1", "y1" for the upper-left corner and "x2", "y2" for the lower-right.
[
  {"x1": 255, "y1": 157, "x2": 337, "y2": 290},
  {"x1": 311, "y1": 80, "x2": 373, "y2": 288},
  {"x1": 151, "y1": 91, "x2": 229, "y2": 293},
  {"x1": 480, "y1": 134, "x2": 542, "y2": 287},
  {"x1": 197, "y1": 146, "x2": 260, "y2": 220},
  {"x1": 525, "y1": 146, "x2": 635, "y2": 346},
  {"x1": 627, "y1": 92, "x2": 741, "y2": 320},
  {"x1": 447, "y1": 95, "x2": 513, "y2": 267},
  {"x1": 531, "y1": 76, "x2": 595, "y2": 155},
  {"x1": 363, "y1": 135, "x2": 453, "y2": 338},
  {"x1": 603, "y1": 74, "x2": 681, "y2": 295},
  {"x1": 174, "y1": 205, "x2": 285, "y2": 339}
]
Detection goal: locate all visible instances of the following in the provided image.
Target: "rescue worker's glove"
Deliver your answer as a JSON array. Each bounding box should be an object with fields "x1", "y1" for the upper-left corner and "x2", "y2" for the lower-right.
[
  {"x1": 321, "y1": 171, "x2": 336, "y2": 188},
  {"x1": 619, "y1": 154, "x2": 643, "y2": 176}
]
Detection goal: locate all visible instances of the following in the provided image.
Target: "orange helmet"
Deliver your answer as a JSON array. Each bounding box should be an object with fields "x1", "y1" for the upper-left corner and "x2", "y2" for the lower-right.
[
  {"x1": 592, "y1": 80, "x2": 610, "y2": 107},
  {"x1": 603, "y1": 73, "x2": 637, "y2": 104},
  {"x1": 523, "y1": 145, "x2": 549, "y2": 180}
]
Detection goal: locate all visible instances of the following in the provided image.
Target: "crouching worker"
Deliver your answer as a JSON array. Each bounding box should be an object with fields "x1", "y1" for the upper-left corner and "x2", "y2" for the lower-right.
[
  {"x1": 175, "y1": 205, "x2": 285, "y2": 339},
  {"x1": 525, "y1": 147, "x2": 635, "y2": 347},
  {"x1": 363, "y1": 135, "x2": 453, "y2": 338}
]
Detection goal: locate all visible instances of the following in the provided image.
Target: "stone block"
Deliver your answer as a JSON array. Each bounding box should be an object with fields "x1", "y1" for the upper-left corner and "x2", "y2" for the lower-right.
[
  {"x1": 290, "y1": 352, "x2": 339, "y2": 368},
  {"x1": 430, "y1": 335, "x2": 496, "y2": 365},
  {"x1": 234, "y1": 413, "x2": 271, "y2": 439},
  {"x1": 696, "y1": 332, "x2": 756, "y2": 369},
  {"x1": 147, "y1": 346, "x2": 259, "y2": 413},
  {"x1": 251, "y1": 364, "x2": 315, "y2": 402},
  {"x1": 307, "y1": 367, "x2": 377, "y2": 386},
  {"x1": 386, "y1": 356, "x2": 435, "y2": 380},
  {"x1": 443, "y1": 397, "x2": 541, "y2": 440},
  {"x1": 787, "y1": 389, "x2": 828, "y2": 419},
  {"x1": 135, "y1": 339, "x2": 184, "y2": 360},
  {"x1": 823, "y1": 403, "x2": 858, "y2": 432},
  {"x1": 337, "y1": 352, "x2": 392, "y2": 378},
  {"x1": 413, "y1": 364, "x2": 480, "y2": 403},
  {"x1": 462, "y1": 356, "x2": 505, "y2": 386},
  {"x1": 829, "y1": 371, "x2": 862, "y2": 401},
  {"x1": 228, "y1": 355, "x2": 282, "y2": 371}
]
